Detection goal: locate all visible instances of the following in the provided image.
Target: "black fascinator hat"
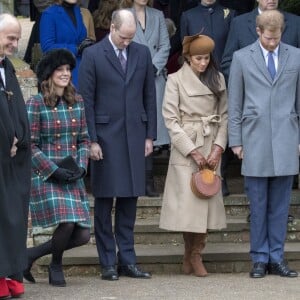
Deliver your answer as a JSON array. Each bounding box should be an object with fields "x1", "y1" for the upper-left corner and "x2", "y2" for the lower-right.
[{"x1": 36, "y1": 49, "x2": 76, "y2": 83}]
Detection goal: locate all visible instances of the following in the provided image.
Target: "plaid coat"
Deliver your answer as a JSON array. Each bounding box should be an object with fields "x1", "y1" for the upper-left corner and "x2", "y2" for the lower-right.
[{"x1": 26, "y1": 93, "x2": 91, "y2": 228}]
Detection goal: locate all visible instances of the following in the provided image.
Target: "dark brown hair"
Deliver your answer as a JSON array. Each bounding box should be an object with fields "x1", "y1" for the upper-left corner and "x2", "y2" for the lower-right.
[
  {"x1": 41, "y1": 78, "x2": 79, "y2": 107},
  {"x1": 93, "y1": 0, "x2": 120, "y2": 29}
]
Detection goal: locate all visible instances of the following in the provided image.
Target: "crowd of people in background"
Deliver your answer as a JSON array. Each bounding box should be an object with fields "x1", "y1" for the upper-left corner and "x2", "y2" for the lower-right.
[{"x1": 1, "y1": 0, "x2": 300, "y2": 298}]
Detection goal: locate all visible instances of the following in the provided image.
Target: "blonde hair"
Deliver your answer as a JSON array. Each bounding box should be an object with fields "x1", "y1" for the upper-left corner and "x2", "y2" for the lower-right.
[{"x1": 256, "y1": 9, "x2": 285, "y2": 32}]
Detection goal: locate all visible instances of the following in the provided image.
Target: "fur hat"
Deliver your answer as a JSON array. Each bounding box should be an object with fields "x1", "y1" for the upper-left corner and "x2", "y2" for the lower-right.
[
  {"x1": 36, "y1": 49, "x2": 76, "y2": 83},
  {"x1": 182, "y1": 34, "x2": 215, "y2": 57}
]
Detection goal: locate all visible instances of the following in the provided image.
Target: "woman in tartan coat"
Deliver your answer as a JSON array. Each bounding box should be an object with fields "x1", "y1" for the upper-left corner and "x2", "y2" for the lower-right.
[{"x1": 24, "y1": 49, "x2": 91, "y2": 287}]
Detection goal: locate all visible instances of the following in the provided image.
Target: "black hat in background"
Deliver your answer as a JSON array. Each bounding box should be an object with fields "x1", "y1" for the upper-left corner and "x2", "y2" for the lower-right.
[{"x1": 36, "y1": 49, "x2": 76, "y2": 83}]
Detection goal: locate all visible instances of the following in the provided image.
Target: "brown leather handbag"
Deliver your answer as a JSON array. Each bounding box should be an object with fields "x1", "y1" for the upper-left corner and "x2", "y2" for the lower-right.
[{"x1": 190, "y1": 168, "x2": 221, "y2": 199}]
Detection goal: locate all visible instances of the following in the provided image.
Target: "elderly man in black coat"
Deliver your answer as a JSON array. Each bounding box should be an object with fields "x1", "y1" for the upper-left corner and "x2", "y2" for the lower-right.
[{"x1": 0, "y1": 13, "x2": 31, "y2": 299}]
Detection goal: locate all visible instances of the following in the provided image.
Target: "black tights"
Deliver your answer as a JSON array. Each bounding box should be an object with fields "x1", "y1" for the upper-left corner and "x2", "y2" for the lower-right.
[{"x1": 27, "y1": 222, "x2": 90, "y2": 266}]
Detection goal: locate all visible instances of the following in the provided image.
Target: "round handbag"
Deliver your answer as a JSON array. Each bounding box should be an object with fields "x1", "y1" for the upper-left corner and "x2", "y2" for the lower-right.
[{"x1": 190, "y1": 168, "x2": 221, "y2": 199}]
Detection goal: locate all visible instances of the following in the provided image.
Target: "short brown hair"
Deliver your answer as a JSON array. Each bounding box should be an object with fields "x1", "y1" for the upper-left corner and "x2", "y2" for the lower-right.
[{"x1": 256, "y1": 9, "x2": 285, "y2": 32}]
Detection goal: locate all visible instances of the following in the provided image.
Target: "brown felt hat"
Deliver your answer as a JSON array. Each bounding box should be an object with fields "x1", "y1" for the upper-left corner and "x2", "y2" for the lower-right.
[{"x1": 182, "y1": 34, "x2": 215, "y2": 57}]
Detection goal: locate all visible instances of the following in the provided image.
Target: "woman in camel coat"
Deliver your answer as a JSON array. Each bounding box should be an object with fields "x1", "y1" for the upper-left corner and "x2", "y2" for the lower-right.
[{"x1": 159, "y1": 34, "x2": 227, "y2": 277}]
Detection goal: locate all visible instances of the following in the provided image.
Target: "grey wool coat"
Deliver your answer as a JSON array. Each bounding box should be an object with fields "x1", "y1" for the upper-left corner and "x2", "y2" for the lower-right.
[
  {"x1": 131, "y1": 6, "x2": 170, "y2": 146},
  {"x1": 228, "y1": 41, "x2": 300, "y2": 177},
  {"x1": 159, "y1": 63, "x2": 227, "y2": 233}
]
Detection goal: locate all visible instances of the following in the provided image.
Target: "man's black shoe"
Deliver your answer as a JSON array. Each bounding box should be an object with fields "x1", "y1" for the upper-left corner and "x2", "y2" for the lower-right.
[
  {"x1": 101, "y1": 266, "x2": 119, "y2": 281},
  {"x1": 249, "y1": 262, "x2": 267, "y2": 278},
  {"x1": 268, "y1": 261, "x2": 298, "y2": 277},
  {"x1": 118, "y1": 265, "x2": 151, "y2": 279}
]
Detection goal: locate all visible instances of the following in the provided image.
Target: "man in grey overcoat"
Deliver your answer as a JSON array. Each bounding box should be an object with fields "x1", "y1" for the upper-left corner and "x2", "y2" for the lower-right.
[
  {"x1": 78, "y1": 9, "x2": 156, "y2": 281},
  {"x1": 228, "y1": 9, "x2": 300, "y2": 279}
]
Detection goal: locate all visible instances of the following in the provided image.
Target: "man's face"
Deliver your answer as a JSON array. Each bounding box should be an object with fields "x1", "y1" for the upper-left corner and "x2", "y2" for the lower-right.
[
  {"x1": 201, "y1": 0, "x2": 216, "y2": 6},
  {"x1": 257, "y1": 27, "x2": 282, "y2": 51},
  {"x1": 0, "y1": 23, "x2": 21, "y2": 56},
  {"x1": 257, "y1": 0, "x2": 278, "y2": 11},
  {"x1": 110, "y1": 23, "x2": 136, "y2": 50}
]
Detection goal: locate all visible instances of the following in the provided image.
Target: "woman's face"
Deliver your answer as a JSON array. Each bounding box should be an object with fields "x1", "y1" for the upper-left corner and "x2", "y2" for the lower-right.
[
  {"x1": 52, "y1": 64, "x2": 71, "y2": 89},
  {"x1": 133, "y1": 0, "x2": 149, "y2": 7},
  {"x1": 189, "y1": 54, "x2": 210, "y2": 75},
  {"x1": 63, "y1": 0, "x2": 78, "y2": 4}
]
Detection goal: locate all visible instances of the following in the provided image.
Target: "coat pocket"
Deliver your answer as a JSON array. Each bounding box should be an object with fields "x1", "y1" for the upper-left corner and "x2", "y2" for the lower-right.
[{"x1": 95, "y1": 115, "x2": 110, "y2": 124}]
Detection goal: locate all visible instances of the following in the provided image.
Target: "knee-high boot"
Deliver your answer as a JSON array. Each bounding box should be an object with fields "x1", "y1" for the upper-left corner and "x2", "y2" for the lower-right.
[
  {"x1": 182, "y1": 232, "x2": 193, "y2": 274},
  {"x1": 190, "y1": 233, "x2": 208, "y2": 277}
]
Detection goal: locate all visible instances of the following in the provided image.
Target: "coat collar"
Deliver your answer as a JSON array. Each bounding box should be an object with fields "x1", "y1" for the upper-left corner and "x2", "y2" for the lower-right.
[
  {"x1": 250, "y1": 40, "x2": 289, "y2": 84},
  {"x1": 103, "y1": 37, "x2": 138, "y2": 82},
  {"x1": 133, "y1": 7, "x2": 155, "y2": 45},
  {"x1": 178, "y1": 62, "x2": 225, "y2": 96}
]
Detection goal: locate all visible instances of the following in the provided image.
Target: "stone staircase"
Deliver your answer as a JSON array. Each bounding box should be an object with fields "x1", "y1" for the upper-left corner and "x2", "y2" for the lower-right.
[
  {"x1": 30, "y1": 182, "x2": 300, "y2": 277},
  {"x1": 13, "y1": 59, "x2": 299, "y2": 276}
]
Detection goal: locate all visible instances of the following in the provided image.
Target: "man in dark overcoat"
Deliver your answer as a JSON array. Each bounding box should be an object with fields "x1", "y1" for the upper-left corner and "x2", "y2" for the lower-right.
[
  {"x1": 79, "y1": 9, "x2": 156, "y2": 281},
  {"x1": 180, "y1": 0, "x2": 236, "y2": 67},
  {"x1": 0, "y1": 13, "x2": 31, "y2": 298}
]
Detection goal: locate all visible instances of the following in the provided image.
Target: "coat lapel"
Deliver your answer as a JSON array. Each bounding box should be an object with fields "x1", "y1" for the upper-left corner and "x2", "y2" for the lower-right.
[
  {"x1": 274, "y1": 43, "x2": 289, "y2": 84},
  {"x1": 103, "y1": 38, "x2": 125, "y2": 78},
  {"x1": 247, "y1": 9, "x2": 259, "y2": 41},
  {"x1": 143, "y1": 7, "x2": 155, "y2": 43},
  {"x1": 251, "y1": 41, "x2": 273, "y2": 83}
]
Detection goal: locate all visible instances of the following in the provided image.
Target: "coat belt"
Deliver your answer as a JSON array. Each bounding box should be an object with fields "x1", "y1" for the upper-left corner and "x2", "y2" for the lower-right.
[{"x1": 180, "y1": 115, "x2": 221, "y2": 137}]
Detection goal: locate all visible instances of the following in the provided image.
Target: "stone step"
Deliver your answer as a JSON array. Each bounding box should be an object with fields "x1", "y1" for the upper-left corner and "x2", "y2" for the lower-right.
[
  {"x1": 32, "y1": 217, "x2": 300, "y2": 245},
  {"x1": 86, "y1": 191, "x2": 300, "y2": 219},
  {"x1": 32, "y1": 242, "x2": 300, "y2": 276}
]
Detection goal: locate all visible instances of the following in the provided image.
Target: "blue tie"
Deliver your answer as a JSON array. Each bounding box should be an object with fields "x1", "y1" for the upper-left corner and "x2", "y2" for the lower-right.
[{"x1": 267, "y1": 51, "x2": 276, "y2": 80}]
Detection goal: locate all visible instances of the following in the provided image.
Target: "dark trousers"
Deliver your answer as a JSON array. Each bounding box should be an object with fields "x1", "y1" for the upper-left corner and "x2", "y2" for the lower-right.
[
  {"x1": 245, "y1": 176, "x2": 293, "y2": 264},
  {"x1": 94, "y1": 197, "x2": 138, "y2": 267}
]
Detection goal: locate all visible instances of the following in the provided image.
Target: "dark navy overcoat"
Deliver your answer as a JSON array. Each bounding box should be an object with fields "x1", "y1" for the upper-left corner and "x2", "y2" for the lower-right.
[{"x1": 79, "y1": 37, "x2": 157, "y2": 197}]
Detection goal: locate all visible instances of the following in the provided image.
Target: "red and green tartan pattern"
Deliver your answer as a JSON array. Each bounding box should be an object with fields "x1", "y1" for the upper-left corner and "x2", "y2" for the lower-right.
[{"x1": 26, "y1": 94, "x2": 91, "y2": 228}]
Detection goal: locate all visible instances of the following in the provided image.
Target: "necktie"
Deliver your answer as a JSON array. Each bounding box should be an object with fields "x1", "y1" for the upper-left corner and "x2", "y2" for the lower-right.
[
  {"x1": 267, "y1": 51, "x2": 276, "y2": 80},
  {"x1": 118, "y1": 49, "x2": 127, "y2": 72}
]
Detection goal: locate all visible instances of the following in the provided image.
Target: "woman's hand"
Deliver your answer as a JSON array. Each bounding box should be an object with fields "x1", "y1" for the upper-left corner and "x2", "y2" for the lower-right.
[
  {"x1": 190, "y1": 149, "x2": 207, "y2": 169},
  {"x1": 206, "y1": 144, "x2": 223, "y2": 170}
]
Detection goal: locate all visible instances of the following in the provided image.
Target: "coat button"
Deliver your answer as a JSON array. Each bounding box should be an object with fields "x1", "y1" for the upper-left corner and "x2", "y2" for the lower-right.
[
  {"x1": 72, "y1": 132, "x2": 76, "y2": 136},
  {"x1": 56, "y1": 134, "x2": 61, "y2": 138},
  {"x1": 72, "y1": 145, "x2": 76, "y2": 149},
  {"x1": 69, "y1": 106, "x2": 73, "y2": 110},
  {"x1": 54, "y1": 107, "x2": 58, "y2": 111},
  {"x1": 57, "y1": 120, "x2": 61, "y2": 124},
  {"x1": 57, "y1": 145, "x2": 61, "y2": 150},
  {"x1": 72, "y1": 119, "x2": 76, "y2": 123}
]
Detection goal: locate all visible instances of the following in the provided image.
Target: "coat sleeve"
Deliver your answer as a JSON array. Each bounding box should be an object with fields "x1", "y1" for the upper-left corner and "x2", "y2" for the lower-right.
[
  {"x1": 221, "y1": 17, "x2": 239, "y2": 83},
  {"x1": 26, "y1": 96, "x2": 58, "y2": 180},
  {"x1": 78, "y1": 46, "x2": 97, "y2": 142},
  {"x1": 214, "y1": 74, "x2": 228, "y2": 150},
  {"x1": 76, "y1": 96, "x2": 90, "y2": 170},
  {"x1": 143, "y1": 46, "x2": 157, "y2": 140},
  {"x1": 162, "y1": 74, "x2": 197, "y2": 157},
  {"x1": 152, "y1": 10, "x2": 170, "y2": 74},
  {"x1": 228, "y1": 51, "x2": 244, "y2": 148}
]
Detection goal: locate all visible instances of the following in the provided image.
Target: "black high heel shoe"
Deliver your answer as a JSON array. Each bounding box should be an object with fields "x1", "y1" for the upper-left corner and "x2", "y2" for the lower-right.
[
  {"x1": 23, "y1": 264, "x2": 36, "y2": 283},
  {"x1": 48, "y1": 264, "x2": 66, "y2": 287}
]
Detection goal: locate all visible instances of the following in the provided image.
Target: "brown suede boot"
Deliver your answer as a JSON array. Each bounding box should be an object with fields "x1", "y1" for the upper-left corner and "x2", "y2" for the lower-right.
[
  {"x1": 182, "y1": 232, "x2": 193, "y2": 274},
  {"x1": 190, "y1": 233, "x2": 208, "y2": 277}
]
